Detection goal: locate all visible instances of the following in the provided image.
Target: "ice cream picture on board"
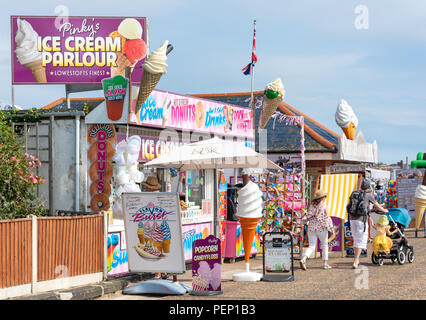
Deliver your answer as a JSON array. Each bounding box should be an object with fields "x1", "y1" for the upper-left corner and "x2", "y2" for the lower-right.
[
  {"x1": 109, "y1": 18, "x2": 147, "y2": 77},
  {"x1": 335, "y1": 99, "x2": 359, "y2": 140},
  {"x1": 133, "y1": 202, "x2": 172, "y2": 260},
  {"x1": 14, "y1": 18, "x2": 46, "y2": 83}
]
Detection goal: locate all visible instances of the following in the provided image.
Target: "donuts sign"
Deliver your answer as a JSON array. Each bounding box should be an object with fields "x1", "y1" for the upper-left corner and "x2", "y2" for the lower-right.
[
  {"x1": 88, "y1": 124, "x2": 116, "y2": 212},
  {"x1": 131, "y1": 90, "x2": 254, "y2": 139}
]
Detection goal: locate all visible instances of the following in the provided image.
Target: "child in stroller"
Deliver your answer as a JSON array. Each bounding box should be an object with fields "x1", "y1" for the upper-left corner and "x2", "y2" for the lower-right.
[{"x1": 371, "y1": 209, "x2": 414, "y2": 266}]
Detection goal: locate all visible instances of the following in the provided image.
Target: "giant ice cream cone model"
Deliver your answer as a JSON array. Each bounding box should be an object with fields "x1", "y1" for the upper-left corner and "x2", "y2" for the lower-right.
[
  {"x1": 232, "y1": 181, "x2": 263, "y2": 282},
  {"x1": 414, "y1": 174, "x2": 426, "y2": 230},
  {"x1": 258, "y1": 78, "x2": 285, "y2": 133},
  {"x1": 135, "y1": 40, "x2": 169, "y2": 115},
  {"x1": 335, "y1": 99, "x2": 359, "y2": 140}
]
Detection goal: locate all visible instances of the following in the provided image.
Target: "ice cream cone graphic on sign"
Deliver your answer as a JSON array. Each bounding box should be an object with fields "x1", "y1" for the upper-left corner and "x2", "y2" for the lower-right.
[
  {"x1": 135, "y1": 40, "x2": 170, "y2": 115},
  {"x1": 335, "y1": 99, "x2": 359, "y2": 140},
  {"x1": 111, "y1": 52, "x2": 136, "y2": 77},
  {"x1": 14, "y1": 18, "x2": 47, "y2": 83},
  {"x1": 258, "y1": 78, "x2": 285, "y2": 133},
  {"x1": 109, "y1": 19, "x2": 147, "y2": 78},
  {"x1": 232, "y1": 181, "x2": 263, "y2": 281}
]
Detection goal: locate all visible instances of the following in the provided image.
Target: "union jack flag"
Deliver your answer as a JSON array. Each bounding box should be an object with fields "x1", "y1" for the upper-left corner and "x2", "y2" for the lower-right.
[{"x1": 242, "y1": 20, "x2": 257, "y2": 75}]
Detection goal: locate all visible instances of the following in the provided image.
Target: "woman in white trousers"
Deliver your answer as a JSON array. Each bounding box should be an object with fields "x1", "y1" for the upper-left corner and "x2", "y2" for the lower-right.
[{"x1": 300, "y1": 190, "x2": 335, "y2": 270}]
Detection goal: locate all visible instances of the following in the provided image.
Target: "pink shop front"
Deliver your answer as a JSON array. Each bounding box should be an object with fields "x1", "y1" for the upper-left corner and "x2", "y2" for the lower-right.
[{"x1": 109, "y1": 88, "x2": 257, "y2": 270}]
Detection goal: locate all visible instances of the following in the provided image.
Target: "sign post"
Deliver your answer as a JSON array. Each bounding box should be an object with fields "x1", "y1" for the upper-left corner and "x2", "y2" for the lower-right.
[{"x1": 262, "y1": 232, "x2": 294, "y2": 282}]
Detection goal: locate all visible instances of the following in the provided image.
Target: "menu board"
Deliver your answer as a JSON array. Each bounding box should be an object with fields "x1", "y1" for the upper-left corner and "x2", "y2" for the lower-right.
[
  {"x1": 263, "y1": 233, "x2": 292, "y2": 273},
  {"x1": 121, "y1": 192, "x2": 185, "y2": 274},
  {"x1": 395, "y1": 169, "x2": 425, "y2": 212}
]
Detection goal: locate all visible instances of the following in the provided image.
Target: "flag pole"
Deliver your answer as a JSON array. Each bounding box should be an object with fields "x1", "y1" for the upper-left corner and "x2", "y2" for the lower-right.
[
  {"x1": 251, "y1": 20, "x2": 256, "y2": 112},
  {"x1": 251, "y1": 20, "x2": 256, "y2": 130}
]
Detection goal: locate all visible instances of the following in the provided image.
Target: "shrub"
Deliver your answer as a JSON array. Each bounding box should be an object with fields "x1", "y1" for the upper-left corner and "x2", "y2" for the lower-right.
[{"x1": 0, "y1": 111, "x2": 46, "y2": 219}]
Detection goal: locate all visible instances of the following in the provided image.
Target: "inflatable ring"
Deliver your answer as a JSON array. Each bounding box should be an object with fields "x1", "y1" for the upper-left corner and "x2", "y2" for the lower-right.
[
  {"x1": 89, "y1": 160, "x2": 113, "y2": 182},
  {"x1": 88, "y1": 141, "x2": 115, "y2": 163},
  {"x1": 91, "y1": 193, "x2": 110, "y2": 212},
  {"x1": 89, "y1": 180, "x2": 111, "y2": 197},
  {"x1": 195, "y1": 101, "x2": 205, "y2": 129}
]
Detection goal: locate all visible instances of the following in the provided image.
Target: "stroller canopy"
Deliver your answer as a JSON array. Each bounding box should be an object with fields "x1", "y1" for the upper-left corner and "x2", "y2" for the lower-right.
[{"x1": 385, "y1": 208, "x2": 411, "y2": 228}]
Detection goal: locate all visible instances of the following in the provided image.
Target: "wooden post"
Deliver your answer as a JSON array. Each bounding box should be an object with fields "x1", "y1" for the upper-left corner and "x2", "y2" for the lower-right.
[{"x1": 341, "y1": 220, "x2": 345, "y2": 258}]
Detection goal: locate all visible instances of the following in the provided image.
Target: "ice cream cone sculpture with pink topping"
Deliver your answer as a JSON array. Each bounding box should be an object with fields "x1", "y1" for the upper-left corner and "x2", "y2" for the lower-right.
[
  {"x1": 232, "y1": 181, "x2": 263, "y2": 281},
  {"x1": 335, "y1": 99, "x2": 359, "y2": 140}
]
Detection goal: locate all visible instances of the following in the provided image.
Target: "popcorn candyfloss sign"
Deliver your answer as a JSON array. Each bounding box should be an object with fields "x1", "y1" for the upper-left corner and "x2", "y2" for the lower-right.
[{"x1": 191, "y1": 235, "x2": 222, "y2": 293}]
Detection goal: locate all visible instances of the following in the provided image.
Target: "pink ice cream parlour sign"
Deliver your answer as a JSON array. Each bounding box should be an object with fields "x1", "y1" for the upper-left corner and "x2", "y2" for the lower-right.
[
  {"x1": 121, "y1": 192, "x2": 185, "y2": 274},
  {"x1": 11, "y1": 16, "x2": 147, "y2": 84},
  {"x1": 190, "y1": 235, "x2": 223, "y2": 296}
]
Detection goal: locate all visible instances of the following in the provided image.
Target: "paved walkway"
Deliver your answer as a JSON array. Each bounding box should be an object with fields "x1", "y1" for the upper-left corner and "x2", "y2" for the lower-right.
[{"x1": 99, "y1": 233, "x2": 426, "y2": 300}]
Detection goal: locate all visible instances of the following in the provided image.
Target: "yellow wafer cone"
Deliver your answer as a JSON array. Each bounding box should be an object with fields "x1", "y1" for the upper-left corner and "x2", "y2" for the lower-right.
[
  {"x1": 342, "y1": 121, "x2": 356, "y2": 140},
  {"x1": 258, "y1": 96, "x2": 282, "y2": 133},
  {"x1": 414, "y1": 197, "x2": 426, "y2": 230}
]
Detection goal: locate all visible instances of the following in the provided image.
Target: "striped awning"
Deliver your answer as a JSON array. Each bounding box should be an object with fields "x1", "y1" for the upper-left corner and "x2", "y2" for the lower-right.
[{"x1": 319, "y1": 174, "x2": 359, "y2": 221}]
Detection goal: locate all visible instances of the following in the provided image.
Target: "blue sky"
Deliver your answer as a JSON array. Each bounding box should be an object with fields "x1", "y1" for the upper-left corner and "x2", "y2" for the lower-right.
[{"x1": 2, "y1": 0, "x2": 426, "y2": 164}]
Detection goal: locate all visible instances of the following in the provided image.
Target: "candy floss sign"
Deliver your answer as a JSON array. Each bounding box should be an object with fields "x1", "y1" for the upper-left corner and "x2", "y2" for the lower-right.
[
  {"x1": 11, "y1": 16, "x2": 147, "y2": 84},
  {"x1": 131, "y1": 90, "x2": 254, "y2": 139}
]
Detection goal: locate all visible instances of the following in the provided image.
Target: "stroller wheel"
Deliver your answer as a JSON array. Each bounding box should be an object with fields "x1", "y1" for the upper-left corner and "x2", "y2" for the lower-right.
[
  {"x1": 377, "y1": 258, "x2": 384, "y2": 266},
  {"x1": 371, "y1": 252, "x2": 378, "y2": 265},
  {"x1": 407, "y1": 249, "x2": 414, "y2": 263},
  {"x1": 397, "y1": 250, "x2": 406, "y2": 265}
]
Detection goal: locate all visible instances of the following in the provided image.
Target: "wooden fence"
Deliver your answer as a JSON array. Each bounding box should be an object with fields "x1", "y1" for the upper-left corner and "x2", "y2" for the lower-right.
[{"x1": 0, "y1": 214, "x2": 105, "y2": 297}]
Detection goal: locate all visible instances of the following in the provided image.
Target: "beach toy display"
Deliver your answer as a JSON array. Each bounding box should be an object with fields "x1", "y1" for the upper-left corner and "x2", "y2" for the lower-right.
[
  {"x1": 335, "y1": 99, "x2": 358, "y2": 140},
  {"x1": 232, "y1": 181, "x2": 263, "y2": 281},
  {"x1": 258, "y1": 78, "x2": 285, "y2": 133}
]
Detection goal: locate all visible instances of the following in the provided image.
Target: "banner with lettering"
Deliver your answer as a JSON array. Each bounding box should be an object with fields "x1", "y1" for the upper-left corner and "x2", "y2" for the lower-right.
[
  {"x1": 130, "y1": 89, "x2": 254, "y2": 138},
  {"x1": 11, "y1": 16, "x2": 147, "y2": 84},
  {"x1": 121, "y1": 192, "x2": 185, "y2": 274}
]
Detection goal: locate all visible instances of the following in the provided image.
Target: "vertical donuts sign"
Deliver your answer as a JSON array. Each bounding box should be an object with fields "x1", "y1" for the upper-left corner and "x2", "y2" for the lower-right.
[{"x1": 88, "y1": 124, "x2": 116, "y2": 212}]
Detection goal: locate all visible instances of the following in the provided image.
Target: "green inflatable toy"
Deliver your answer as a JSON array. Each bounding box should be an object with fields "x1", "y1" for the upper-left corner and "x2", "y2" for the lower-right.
[{"x1": 410, "y1": 152, "x2": 426, "y2": 168}]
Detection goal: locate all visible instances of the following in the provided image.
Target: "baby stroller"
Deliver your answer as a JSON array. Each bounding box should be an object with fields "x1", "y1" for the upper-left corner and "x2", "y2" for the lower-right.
[{"x1": 371, "y1": 208, "x2": 414, "y2": 266}]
